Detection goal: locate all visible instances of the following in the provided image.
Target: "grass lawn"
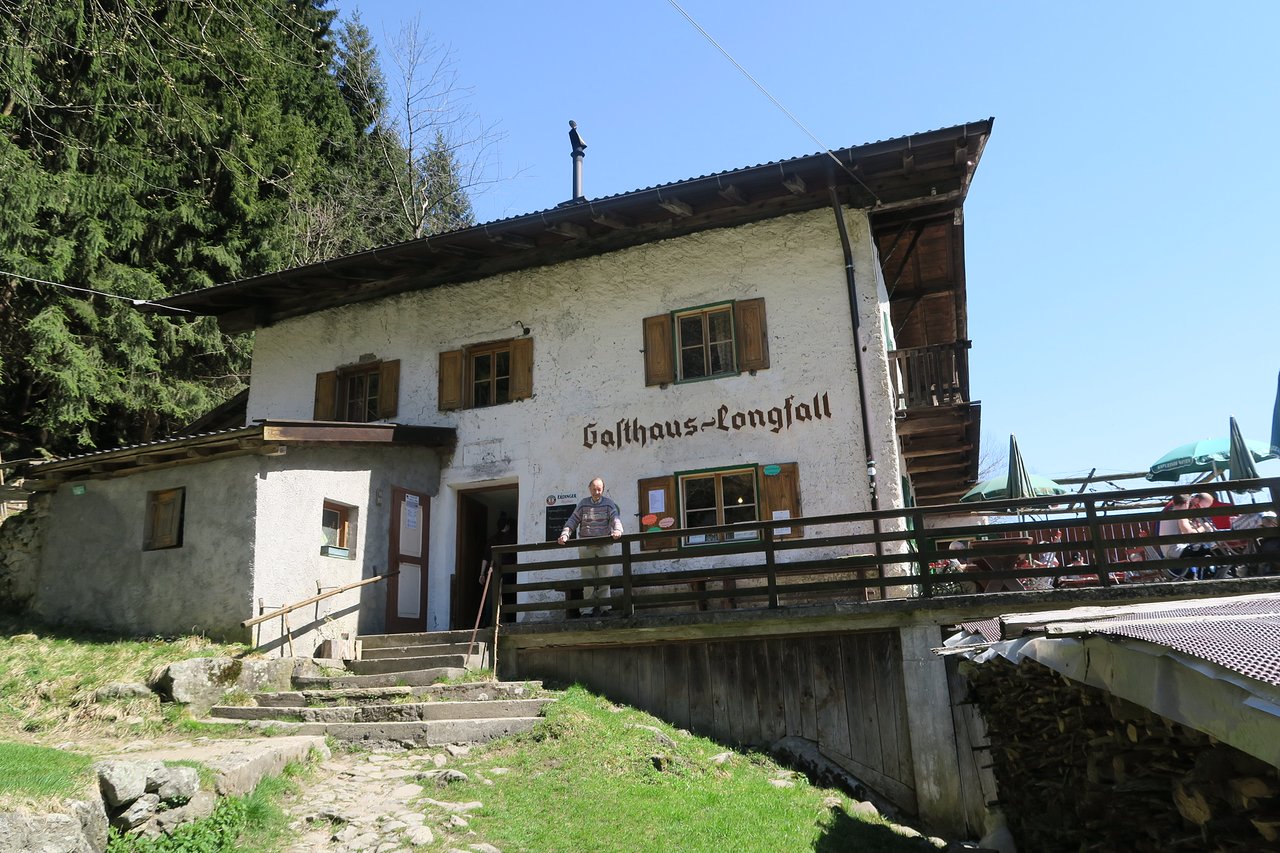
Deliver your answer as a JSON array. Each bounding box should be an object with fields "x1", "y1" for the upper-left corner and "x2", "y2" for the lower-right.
[
  {"x1": 441, "y1": 685, "x2": 936, "y2": 853},
  {"x1": 0, "y1": 613, "x2": 248, "y2": 742},
  {"x1": 0, "y1": 741, "x2": 96, "y2": 808}
]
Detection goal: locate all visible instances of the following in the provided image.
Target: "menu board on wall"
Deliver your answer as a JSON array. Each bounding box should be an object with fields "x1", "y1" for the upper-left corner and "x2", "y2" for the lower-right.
[{"x1": 544, "y1": 492, "x2": 580, "y2": 542}]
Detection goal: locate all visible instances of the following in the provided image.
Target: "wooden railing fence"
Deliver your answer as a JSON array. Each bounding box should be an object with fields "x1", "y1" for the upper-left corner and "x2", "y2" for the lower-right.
[
  {"x1": 490, "y1": 479, "x2": 1279, "y2": 621},
  {"x1": 887, "y1": 341, "x2": 971, "y2": 410}
]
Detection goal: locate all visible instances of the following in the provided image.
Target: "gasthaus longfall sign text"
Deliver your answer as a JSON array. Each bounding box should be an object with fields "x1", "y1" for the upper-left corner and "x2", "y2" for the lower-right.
[{"x1": 583, "y1": 391, "x2": 833, "y2": 451}]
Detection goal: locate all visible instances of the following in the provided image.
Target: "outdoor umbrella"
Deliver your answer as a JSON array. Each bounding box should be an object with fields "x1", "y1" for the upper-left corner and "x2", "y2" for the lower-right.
[
  {"x1": 960, "y1": 435, "x2": 1068, "y2": 502},
  {"x1": 1272, "y1": 369, "x2": 1280, "y2": 454},
  {"x1": 1228, "y1": 415, "x2": 1263, "y2": 492},
  {"x1": 1147, "y1": 432, "x2": 1277, "y2": 482}
]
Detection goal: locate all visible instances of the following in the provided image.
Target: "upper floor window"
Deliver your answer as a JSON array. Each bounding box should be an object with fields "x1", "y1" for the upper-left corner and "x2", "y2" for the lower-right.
[
  {"x1": 470, "y1": 341, "x2": 513, "y2": 408},
  {"x1": 676, "y1": 304, "x2": 736, "y2": 381},
  {"x1": 643, "y1": 297, "x2": 769, "y2": 386},
  {"x1": 314, "y1": 358, "x2": 400, "y2": 422},
  {"x1": 439, "y1": 337, "x2": 533, "y2": 411}
]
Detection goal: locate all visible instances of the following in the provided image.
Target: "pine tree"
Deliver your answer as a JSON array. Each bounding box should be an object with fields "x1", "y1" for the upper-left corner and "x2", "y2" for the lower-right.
[{"x1": 0, "y1": 1, "x2": 358, "y2": 457}]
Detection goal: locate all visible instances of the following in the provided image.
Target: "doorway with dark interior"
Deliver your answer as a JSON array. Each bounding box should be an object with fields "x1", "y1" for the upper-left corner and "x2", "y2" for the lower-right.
[{"x1": 455, "y1": 484, "x2": 518, "y2": 630}]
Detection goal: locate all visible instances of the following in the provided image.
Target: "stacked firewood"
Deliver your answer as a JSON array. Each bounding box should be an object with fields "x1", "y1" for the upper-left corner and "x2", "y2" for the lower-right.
[{"x1": 963, "y1": 657, "x2": 1280, "y2": 851}]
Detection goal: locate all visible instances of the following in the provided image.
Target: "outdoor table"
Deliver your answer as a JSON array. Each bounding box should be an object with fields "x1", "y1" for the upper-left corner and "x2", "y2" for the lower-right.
[{"x1": 965, "y1": 538, "x2": 1034, "y2": 592}]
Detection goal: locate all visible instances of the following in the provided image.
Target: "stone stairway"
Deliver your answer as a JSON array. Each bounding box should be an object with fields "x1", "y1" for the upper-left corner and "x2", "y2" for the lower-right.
[{"x1": 206, "y1": 629, "x2": 553, "y2": 747}]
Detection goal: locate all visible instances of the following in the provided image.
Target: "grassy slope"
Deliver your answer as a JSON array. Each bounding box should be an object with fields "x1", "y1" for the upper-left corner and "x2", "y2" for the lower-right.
[
  {"x1": 0, "y1": 613, "x2": 251, "y2": 809},
  {"x1": 441, "y1": 686, "x2": 935, "y2": 853}
]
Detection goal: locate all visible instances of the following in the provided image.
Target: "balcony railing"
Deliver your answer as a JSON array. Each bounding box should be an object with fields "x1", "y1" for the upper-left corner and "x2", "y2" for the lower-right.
[
  {"x1": 888, "y1": 341, "x2": 971, "y2": 410},
  {"x1": 490, "y1": 478, "x2": 1279, "y2": 621}
]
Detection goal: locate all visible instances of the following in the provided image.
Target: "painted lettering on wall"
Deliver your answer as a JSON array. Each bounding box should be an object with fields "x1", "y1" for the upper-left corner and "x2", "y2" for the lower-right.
[{"x1": 582, "y1": 391, "x2": 833, "y2": 451}]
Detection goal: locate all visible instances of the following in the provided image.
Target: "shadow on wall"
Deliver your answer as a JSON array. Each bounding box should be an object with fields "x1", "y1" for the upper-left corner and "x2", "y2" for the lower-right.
[{"x1": 249, "y1": 602, "x2": 360, "y2": 658}]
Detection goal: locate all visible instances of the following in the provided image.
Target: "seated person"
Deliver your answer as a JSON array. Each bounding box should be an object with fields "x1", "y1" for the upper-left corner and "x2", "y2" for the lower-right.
[
  {"x1": 1037, "y1": 530, "x2": 1063, "y2": 568},
  {"x1": 1159, "y1": 494, "x2": 1218, "y2": 577}
]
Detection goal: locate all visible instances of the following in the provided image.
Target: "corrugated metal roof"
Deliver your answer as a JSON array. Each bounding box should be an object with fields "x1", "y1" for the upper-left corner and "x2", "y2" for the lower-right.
[{"x1": 1049, "y1": 597, "x2": 1280, "y2": 687}]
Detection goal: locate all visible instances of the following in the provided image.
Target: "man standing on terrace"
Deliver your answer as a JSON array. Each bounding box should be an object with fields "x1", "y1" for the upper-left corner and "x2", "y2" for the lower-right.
[{"x1": 557, "y1": 477, "x2": 624, "y2": 617}]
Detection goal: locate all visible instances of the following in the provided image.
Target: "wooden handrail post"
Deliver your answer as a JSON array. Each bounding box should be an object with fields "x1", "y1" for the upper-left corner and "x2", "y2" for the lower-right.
[
  {"x1": 1083, "y1": 497, "x2": 1112, "y2": 586},
  {"x1": 620, "y1": 540, "x2": 634, "y2": 617},
  {"x1": 913, "y1": 510, "x2": 932, "y2": 598},
  {"x1": 763, "y1": 527, "x2": 779, "y2": 608}
]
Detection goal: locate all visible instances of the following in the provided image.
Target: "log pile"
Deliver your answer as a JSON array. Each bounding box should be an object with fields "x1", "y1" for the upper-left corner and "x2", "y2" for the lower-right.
[{"x1": 963, "y1": 656, "x2": 1280, "y2": 851}]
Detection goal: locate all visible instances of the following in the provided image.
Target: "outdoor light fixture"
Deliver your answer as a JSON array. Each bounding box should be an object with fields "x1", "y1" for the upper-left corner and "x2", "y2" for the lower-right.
[{"x1": 512, "y1": 320, "x2": 530, "y2": 336}]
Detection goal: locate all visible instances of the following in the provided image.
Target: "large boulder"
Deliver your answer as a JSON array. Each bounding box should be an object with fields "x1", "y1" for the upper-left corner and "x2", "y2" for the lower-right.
[
  {"x1": 95, "y1": 761, "x2": 151, "y2": 809},
  {"x1": 147, "y1": 656, "x2": 298, "y2": 713},
  {"x1": 148, "y1": 766, "x2": 199, "y2": 804},
  {"x1": 64, "y1": 796, "x2": 108, "y2": 853},
  {"x1": 0, "y1": 812, "x2": 92, "y2": 853}
]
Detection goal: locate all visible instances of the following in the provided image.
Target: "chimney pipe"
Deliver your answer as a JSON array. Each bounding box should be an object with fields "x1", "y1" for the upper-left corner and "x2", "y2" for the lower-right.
[{"x1": 569, "y1": 120, "x2": 587, "y2": 202}]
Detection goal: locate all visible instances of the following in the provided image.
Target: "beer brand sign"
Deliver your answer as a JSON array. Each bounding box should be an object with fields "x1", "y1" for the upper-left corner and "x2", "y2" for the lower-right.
[{"x1": 583, "y1": 391, "x2": 833, "y2": 451}]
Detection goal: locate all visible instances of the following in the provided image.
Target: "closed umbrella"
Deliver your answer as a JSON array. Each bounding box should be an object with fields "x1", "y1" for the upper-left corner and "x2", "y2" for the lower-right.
[
  {"x1": 961, "y1": 435, "x2": 1067, "y2": 503},
  {"x1": 1272, "y1": 369, "x2": 1280, "y2": 454},
  {"x1": 1006, "y1": 434, "x2": 1036, "y2": 503},
  {"x1": 1228, "y1": 416, "x2": 1262, "y2": 492}
]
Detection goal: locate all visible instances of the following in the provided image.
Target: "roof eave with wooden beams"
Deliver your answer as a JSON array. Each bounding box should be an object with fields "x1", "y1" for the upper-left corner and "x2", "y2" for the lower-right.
[
  {"x1": 149, "y1": 119, "x2": 994, "y2": 333},
  {"x1": 22, "y1": 421, "x2": 457, "y2": 490}
]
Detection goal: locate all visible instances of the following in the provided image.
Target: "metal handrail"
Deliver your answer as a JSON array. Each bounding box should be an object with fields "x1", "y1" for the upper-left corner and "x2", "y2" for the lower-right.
[{"x1": 242, "y1": 570, "x2": 398, "y2": 628}]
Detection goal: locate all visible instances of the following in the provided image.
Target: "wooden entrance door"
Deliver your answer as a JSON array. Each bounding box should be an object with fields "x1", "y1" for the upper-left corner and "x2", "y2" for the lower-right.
[{"x1": 385, "y1": 487, "x2": 429, "y2": 633}]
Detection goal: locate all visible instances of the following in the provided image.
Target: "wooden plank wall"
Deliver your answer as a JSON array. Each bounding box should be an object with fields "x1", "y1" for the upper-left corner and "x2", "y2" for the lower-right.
[{"x1": 516, "y1": 630, "x2": 918, "y2": 813}]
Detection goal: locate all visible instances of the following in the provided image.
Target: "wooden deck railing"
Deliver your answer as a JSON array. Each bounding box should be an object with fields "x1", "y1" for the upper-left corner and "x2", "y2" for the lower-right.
[
  {"x1": 490, "y1": 479, "x2": 1279, "y2": 621},
  {"x1": 887, "y1": 341, "x2": 971, "y2": 410}
]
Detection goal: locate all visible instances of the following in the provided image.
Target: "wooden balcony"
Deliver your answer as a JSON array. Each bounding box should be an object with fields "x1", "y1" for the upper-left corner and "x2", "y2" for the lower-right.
[{"x1": 888, "y1": 341, "x2": 971, "y2": 411}]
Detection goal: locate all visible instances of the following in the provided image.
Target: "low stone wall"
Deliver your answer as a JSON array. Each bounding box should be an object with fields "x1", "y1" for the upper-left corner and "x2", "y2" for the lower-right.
[{"x1": 0, "y1": 493, "x2": 48, "y2": 612}]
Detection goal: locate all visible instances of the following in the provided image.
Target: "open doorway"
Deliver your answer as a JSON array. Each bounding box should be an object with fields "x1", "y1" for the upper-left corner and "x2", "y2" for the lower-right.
[{"x1": 454, "y1": 484, "x2": 518, "y2": 630}]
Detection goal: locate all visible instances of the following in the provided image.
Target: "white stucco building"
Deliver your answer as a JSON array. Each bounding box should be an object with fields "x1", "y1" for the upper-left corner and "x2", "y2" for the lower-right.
[{"x1": 21, "y1": 120, "x2": 991, "y2": 648}]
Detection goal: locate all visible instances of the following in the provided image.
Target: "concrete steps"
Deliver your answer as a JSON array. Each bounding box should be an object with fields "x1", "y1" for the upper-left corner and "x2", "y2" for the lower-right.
[
  {"x1": 206, "y1": 630, "x2": 551, "y2": 746},
  {"x1": 224, "y1": 716, "x2": 544, "y2": 747},
  {"x1": 209, "y1": 697, "x2": 553, "y2": 723}
]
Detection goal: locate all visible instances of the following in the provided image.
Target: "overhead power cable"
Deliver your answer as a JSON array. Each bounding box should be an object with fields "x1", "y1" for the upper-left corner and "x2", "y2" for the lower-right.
[
  {"x1": 664, "y1": 0, "x2": 882, "y2": 205},
  {"x1": 0, "y1": 269, "x2": 192, "y2": 313}
]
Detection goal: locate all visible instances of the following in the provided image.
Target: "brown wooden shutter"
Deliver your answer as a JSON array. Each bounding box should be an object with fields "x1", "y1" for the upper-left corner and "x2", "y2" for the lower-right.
[
  {"x1": 146, "y1": 488, "x2": 185, "y2": 550},
  {"x1": 642, "y1": 314, "x2": 675, "y2": 386},
  {"x1": 438, "y1": 350, "x2": 464, "y2": 411},
  {"x1": 313, "y1": 371, "x2": 337, "y2": 420},
  {"x1": 510, "y1": 338, "x2": 533, "y2": 401},
  {"x1": 735, "y1": 298, "x2": 770, "y2": 372},
  {"x1": 377, "y1": 359, "x2": 400, "y2": 419},
  {"x1": 638, "y1": 475, "x2": 678, "y2": 551},
  {"x1": 760, "y1": 462, "x2": 801, "y2": 539}
]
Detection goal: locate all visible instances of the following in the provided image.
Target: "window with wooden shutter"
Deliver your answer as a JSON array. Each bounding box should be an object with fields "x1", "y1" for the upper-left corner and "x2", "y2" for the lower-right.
[
  {"x1": 637, "y1": 475, "x2": 678, "y2": 551},
  {"x1": 144, "y1": 488, "x2": 185, "y2": 551},
  {"x1": 645, "y1": 298, "x2": 769, "y2": 385},
  {"x1": 734, "y1": 297, "x2": 770, "y2": 372},
  {"x1": 314, "y1": 371, "x2": 337, "y2": 420},
  {"x1": 511, "y1": 338, "x2": 533, "y2": 400},
  {"x1": 642, "y1": 314, "x2": 675, "y2": 386},
  {"x1": 377, "y1": 359, "x2": 400, "y2": 419},
  {"x1": 439, "y1": 338, "x2": 533, "y2": 411},
  {"x1": 439, "y1": 350, "x2": 464, "y2": 411},
  {"x1": 759, "y1": 462, "x2": 802, "y2": 539},
  {"x1": 315, "y1": 359, "x2": 400, "y2": 422}
]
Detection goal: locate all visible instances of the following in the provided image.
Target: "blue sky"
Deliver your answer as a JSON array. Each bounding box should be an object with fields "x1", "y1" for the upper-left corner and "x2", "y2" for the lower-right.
[{"x1": 339, "y1": 0, "x2": 1280, "y2": 483}]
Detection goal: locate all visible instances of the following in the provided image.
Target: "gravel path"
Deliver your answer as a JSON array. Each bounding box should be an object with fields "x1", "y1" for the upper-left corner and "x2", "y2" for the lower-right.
[{"x1": 280, "y1": 746, "x2": 497, "y2": 853}]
